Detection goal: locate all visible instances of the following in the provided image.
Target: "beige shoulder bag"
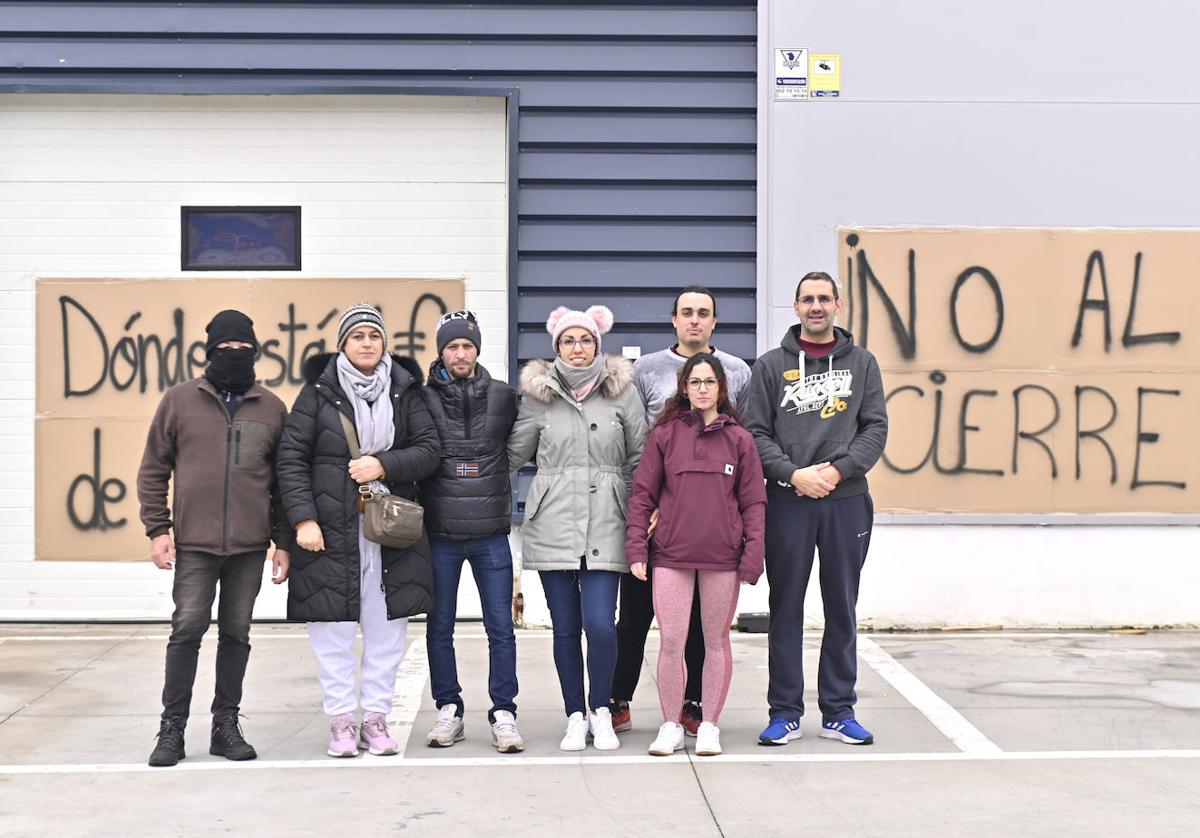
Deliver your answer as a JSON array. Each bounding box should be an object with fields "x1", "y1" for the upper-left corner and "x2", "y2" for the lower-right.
[{"x1": 338, "y1": 411, "x2": 424, "y2": 549}]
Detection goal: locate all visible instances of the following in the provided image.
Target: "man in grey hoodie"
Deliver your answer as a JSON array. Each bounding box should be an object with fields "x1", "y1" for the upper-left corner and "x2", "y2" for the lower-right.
[{"x1": 742, "y1": 271, "x2": 888, "y2": 747}]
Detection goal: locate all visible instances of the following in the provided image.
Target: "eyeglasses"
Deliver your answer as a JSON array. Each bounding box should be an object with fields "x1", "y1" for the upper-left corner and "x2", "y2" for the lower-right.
[
  {"x1": 686, "y1": 377, "x2": 719, "y2": 391},
  {"x1": 798, "y1": 295, "x2": 836, "y2": 306},
  {"x1": 560, "y1": 337, "x2": 595, "y2": 349}
]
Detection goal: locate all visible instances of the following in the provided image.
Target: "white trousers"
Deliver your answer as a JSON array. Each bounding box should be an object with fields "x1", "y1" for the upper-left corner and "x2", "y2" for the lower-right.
[{"x1": 307, "y1": 552, "x2": 408, "y2": 716}]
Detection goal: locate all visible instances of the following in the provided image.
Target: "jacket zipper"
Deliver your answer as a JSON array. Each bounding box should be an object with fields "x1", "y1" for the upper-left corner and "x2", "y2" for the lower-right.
[
  {"x1": 462, "y1": 383, "x2": 473, "y2": 440},
  {"x1": 234, "y1": 426, "x2": 242, "y2": 466},
  {"x1": 222, "y1": 420, "x2": 232, "y2": 555}
]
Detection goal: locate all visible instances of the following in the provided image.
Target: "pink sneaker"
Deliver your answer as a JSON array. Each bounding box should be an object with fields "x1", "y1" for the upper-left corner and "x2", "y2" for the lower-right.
[
  {"x1": 359, "y1": 713, "x2": 400, "y2": 756},
  {"x1": 327, "y1": 713, "x2": 359, "y2": 758}
]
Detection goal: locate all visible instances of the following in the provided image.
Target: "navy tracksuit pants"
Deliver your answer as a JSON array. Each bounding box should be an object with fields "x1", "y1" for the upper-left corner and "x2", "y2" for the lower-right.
[{"x1": 765, "y1": 490, "x2": 873, "y2": 723}]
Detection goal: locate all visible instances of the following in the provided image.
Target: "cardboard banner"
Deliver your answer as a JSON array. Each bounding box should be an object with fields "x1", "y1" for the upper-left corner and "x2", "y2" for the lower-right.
[
  {"x1": 838, "y1": 228, "x2": 1198, "y2": 514},
  {"x1": 35, "y1": 277, "x2": 464, "y2": 560}
]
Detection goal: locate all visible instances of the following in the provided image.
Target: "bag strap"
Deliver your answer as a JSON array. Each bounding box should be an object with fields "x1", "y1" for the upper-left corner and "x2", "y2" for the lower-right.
[{"x1": 338, "y1": 411, "x2": 363, "y2": 459}]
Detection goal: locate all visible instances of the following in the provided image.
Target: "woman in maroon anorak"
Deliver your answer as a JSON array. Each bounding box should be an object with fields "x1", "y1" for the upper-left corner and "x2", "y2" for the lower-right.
[{"x1": 625, "y1": 352, "x2": 766, "y2": 757}]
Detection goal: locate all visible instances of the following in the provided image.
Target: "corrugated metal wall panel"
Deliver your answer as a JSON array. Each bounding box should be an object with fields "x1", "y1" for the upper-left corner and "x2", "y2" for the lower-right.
[
  {"x1": 519, "y1": 185, "x2": 756, "y2": 218},
  {"x1": 517, "y1": 256, "x2": 755, "y2": 289},
  {"x1": 1, "y1": 4, "x2": 757, "y2": 38},
  {"x1": 518, "y1": 150, "x2": 755, "y2": 182},
  {"x1": 0, "y1": 0, "x2": 757, "y2": 365}
]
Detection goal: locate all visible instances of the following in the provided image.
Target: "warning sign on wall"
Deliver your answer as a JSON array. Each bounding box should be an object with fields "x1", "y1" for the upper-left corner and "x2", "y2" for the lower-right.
[
  {"x1": 773, "y1": 48, "x2": 809, "y2": 101},
  {"x1": 810, "y1": 53, "x2": 841, "y2": 98}
]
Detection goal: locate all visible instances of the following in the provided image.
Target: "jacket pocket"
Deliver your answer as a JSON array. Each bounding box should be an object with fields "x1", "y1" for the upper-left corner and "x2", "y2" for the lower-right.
[
  {"x1": 232, "y1": 420, "x2": 273, "y2": 472},
  {"x1": 788, "y1": 440, "x2": 848, "y2": 469},
  {"x1": 523, "y1": 478, "x2": 549, "y2": 521},
  {"x1": 610, "y1": 482, "x2": 629, "y2": 521},
  {"x1": 657, "y1": 460, "x2": 740, "y2": 560}
]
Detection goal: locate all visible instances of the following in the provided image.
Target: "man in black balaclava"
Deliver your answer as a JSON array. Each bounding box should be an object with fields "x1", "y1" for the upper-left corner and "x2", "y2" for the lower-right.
[
  {"x1": 204, "y1": 309, "x2": 260, "y2": 413},
  {"x1": 137, "y1": 309, "x2": 292, "y2": 767}
]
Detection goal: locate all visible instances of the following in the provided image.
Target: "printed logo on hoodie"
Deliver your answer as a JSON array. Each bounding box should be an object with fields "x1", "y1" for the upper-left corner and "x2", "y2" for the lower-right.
[{"x1": 780, "y1": 368, "x2": 853, "y2": 416}]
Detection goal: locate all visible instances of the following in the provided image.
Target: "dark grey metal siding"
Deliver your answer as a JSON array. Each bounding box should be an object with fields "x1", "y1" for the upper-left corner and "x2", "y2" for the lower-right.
[{"x1": 0, "y1": 0, "x2": 758, "y2": 369}]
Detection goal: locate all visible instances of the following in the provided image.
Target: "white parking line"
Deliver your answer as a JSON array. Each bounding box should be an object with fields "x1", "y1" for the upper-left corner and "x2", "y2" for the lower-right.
[
  {"x1": 1, "y1": 749, "x2": 1198, "y2": 776},
  {"x1": 389, "y1": 635, "x2": 428, "y2": 757},
  {"x1": 858, "y1": 636, "x2": 1003, "y2": 755},
  {"x1": 0, "y1": 632, "x2": 552, "y2": 642}
]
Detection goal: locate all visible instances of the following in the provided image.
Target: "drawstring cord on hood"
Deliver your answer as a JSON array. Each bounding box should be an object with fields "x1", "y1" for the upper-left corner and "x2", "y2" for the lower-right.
[{"x1": 796, "y1": 348, "x2": 837, "y2": 408}]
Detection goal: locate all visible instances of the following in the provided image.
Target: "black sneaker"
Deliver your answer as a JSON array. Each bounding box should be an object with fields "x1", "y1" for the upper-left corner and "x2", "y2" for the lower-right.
[
  {"x1": 148, "y1": 716, "x2": 187, "y2": 767},
  {"x1": 680, "y1": 700, "x2": 703, "y2": 738},
  {"x1": 210, "y1": 713, "x2": 258, "y2": 761}
]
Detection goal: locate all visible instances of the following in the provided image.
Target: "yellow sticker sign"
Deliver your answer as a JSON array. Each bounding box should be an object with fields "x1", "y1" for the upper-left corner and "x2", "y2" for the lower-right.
[{"x1": 809, "y1": 53, "x2": 841, "y2": 98}]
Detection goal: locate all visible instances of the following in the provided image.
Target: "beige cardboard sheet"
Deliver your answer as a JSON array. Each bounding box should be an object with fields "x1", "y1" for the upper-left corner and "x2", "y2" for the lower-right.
[
  {"x1": 35, "y1": 277, "x2": 464, "y2": 560},
  {"x1": 837, "y1": 229, "x2": 1199, "y2": 513}
]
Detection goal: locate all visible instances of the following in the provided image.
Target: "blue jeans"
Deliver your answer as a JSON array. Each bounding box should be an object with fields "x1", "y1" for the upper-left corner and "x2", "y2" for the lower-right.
[
  {"x1": 427, "y1": 535, "x2": 518, "y2": 720},
  {"x1": 539, "y1": 566, "x2": 620, "y2": 716}
]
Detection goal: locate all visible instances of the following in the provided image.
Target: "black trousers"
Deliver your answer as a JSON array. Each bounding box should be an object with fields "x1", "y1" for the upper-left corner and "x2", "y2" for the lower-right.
[
  {"x1": 161, "y1": 550, "x2": 266, "y2": 721},
  {"x1": 765, "y1": 491, "x2": 873, "y2": 723},
  {"x1": 612, "y1": 570, "x2": 705, "y2": 704}
]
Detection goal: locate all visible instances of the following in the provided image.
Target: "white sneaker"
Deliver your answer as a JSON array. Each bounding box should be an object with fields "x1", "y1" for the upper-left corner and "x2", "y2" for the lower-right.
[
  {"x1": 426, "y1": 705, "x2": 465, "y2": 748},
  {"x1": 695, "y1": 721, "x2": 722, "y2": 756},
  {"x1": 648, "y1": 721, "x2": 685, "y2": 756},
  {"x1": 560, "y1": 711, "x2": 588, "y2": 751},
  {"x1": 491, "y1": 710, "x2": 524, "y2": 754},
  {"x1": 589, "y1": 706, "x2": 620, "y2": 751}
]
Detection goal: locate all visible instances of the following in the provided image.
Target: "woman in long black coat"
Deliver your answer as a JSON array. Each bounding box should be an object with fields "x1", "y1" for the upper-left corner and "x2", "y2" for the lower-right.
[{"x1": 276, "y1": 302, "x2": 440, "y2": 759}]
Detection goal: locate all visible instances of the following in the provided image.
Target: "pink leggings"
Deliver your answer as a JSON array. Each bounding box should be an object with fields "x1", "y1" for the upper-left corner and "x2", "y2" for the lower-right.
[{"x1": 652, "y1": 567, "x2": 740, "y2": 724}]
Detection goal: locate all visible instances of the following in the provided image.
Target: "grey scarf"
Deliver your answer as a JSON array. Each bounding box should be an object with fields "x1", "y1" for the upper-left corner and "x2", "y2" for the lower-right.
[
  {"x1": 336, "y1": 352, "x2": 395, "y2": 496},
  {"x1": 554, "y1": 356, "x2": 604, "y2": 401},
  {"x1": 336, "y1": 352, "x2": 396, "y2": 580}
]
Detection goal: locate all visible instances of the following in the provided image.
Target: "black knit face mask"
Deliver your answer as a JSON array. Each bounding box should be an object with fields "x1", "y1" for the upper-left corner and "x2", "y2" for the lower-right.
[{"x1": 204, "y1": 347, "x2": 257, "y2": 394}]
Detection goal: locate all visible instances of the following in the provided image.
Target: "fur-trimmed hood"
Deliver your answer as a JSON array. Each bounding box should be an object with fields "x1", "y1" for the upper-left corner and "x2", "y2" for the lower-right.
[
  {"x1": 518, "y1": 355, "x2": 635, "y2": 404},
  {"x1": 301, "y1": 352, "x2": 425, "y2": 388}
]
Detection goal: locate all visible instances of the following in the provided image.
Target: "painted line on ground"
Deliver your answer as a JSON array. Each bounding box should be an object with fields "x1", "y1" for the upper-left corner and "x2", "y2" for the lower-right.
[
  {"x1": 858, "y1": 636, "x2": 1003, "y2": 755},
  {"x1": 0, "y1": 630, "x2": 1141, "y2": 643},
  {"x1": 389, "y1": 635, "x2": 428, "y2": 757},
  {"x1": 0, "y1": 632, "x2": 555, "y2": 642},
  {"x1": 3, "y1": 749, "x2": 1200, "y2": 776}
]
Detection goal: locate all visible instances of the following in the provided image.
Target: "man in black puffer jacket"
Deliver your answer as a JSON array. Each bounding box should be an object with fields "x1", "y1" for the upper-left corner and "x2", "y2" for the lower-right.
[{"x1": 419, "y1": 310, "x2": 523, "y2": 753}]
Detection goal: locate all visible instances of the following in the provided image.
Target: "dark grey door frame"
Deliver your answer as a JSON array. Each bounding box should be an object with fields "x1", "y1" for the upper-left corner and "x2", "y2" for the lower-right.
[{"x1": 0, "y1": 80, "x2": 521, "y2": 379}]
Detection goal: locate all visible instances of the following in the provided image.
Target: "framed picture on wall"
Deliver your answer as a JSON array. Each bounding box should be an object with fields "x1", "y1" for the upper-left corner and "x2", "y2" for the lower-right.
[{"x1": 181, "y1": 206, "x2": 301, "y2": 270}]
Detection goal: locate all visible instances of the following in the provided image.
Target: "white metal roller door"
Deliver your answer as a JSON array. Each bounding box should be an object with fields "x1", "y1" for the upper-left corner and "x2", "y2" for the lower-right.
[{"x1": 0, "y1": 93, "x2": 508, "y2": 620}]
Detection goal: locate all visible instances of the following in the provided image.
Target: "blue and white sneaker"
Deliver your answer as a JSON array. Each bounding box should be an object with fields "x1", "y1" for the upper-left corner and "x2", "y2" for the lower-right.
[
  {"x1": 757, "y1": 716, "x2": 801, "y2": 746},
  {"x1": 820, "y1": 718, "x2": 874, "y2": 745}
]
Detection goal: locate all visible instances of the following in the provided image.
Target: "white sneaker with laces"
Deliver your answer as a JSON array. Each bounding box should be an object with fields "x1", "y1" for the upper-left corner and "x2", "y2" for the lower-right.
[
  {"x1": 695, "y1": 721, "x2": 722, "y2": 756},
  {"x1": 560, "y1": 711, "x2": 588, "y2": 751},
  {"x1": 426, "y1": 704, "x2": 465, "y2": 748},
  {"x1": 589, "y1": 706, "x2": 620, "y2": 751},
  {"x1": 648, "y1": 721, "x2": 685, "y2": 756},
  {"x1": 491, "y1": 710, "x2": 524, "y2": 753}
]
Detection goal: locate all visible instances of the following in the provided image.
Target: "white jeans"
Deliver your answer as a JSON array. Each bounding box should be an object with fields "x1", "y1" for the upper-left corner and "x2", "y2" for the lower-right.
[{"x1": 307, "y1": 552, "x2": 408, "y2": 716}]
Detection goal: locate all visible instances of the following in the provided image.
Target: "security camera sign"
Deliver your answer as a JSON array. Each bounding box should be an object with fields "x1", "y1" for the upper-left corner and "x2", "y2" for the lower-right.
[{"x1": 774, "y1": 48, "x2": 809, "y2": 101}]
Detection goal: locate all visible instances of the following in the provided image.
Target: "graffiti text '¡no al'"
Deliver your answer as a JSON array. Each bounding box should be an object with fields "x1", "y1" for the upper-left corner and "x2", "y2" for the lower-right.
[{"x1": 845, "y1": 234, "x2": 1182, "y2": 358}]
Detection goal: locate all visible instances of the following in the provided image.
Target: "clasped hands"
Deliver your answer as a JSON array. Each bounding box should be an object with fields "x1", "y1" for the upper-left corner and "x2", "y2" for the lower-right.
[{"x1": 789, "y1": 461, "x2": 842, "y2": 499}]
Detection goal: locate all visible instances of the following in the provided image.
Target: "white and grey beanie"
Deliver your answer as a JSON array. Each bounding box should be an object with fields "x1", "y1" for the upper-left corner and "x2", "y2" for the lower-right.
[{"x1": 337, "y1": 302, "x2": 387, "y2": 350}]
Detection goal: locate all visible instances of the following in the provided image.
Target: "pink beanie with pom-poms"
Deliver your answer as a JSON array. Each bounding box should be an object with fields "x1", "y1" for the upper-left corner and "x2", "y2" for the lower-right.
[{"x1": 546, "y1": 304, "x2": 614, "y2": 354}]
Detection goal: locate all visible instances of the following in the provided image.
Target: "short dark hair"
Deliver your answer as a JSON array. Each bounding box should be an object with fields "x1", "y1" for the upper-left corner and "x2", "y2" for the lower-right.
[
  {"x1": 795, "y1": 271, "x2": 840, "y2": 302},
  {"x1": 672, "y1": 285, "x2": 717, "y2": 317}
]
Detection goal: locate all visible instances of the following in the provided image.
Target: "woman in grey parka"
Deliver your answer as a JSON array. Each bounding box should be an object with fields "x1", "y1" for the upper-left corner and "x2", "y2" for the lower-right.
[{"x1": 508, "y1": 304, "x2": 647, "y2": 752}]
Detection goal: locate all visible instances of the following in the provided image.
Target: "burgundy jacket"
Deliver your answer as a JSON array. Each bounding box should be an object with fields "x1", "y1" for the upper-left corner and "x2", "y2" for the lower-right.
[{"x1": 625, "y1": 410, "x2": 767, "y2": 583}]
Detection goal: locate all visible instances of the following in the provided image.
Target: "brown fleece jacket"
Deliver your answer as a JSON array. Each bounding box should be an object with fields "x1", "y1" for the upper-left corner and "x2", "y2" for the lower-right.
[{"x1": 137, "y1": 378, "x2": 291, "y2": 555}]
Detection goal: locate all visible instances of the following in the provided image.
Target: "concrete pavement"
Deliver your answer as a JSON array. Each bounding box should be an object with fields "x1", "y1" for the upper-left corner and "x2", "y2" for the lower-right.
[{"x1": 1, "y1": 625, "x2": 1198, "y2": 837}]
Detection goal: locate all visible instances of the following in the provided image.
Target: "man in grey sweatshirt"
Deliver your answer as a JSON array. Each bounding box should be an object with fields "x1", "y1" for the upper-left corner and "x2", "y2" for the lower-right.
[
  {"x1": 610, "y1": 285, "x2": 752, "y2": 735},
  {"x1": 742, "y1": 271, "x2": 888, "y2": 747}
]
